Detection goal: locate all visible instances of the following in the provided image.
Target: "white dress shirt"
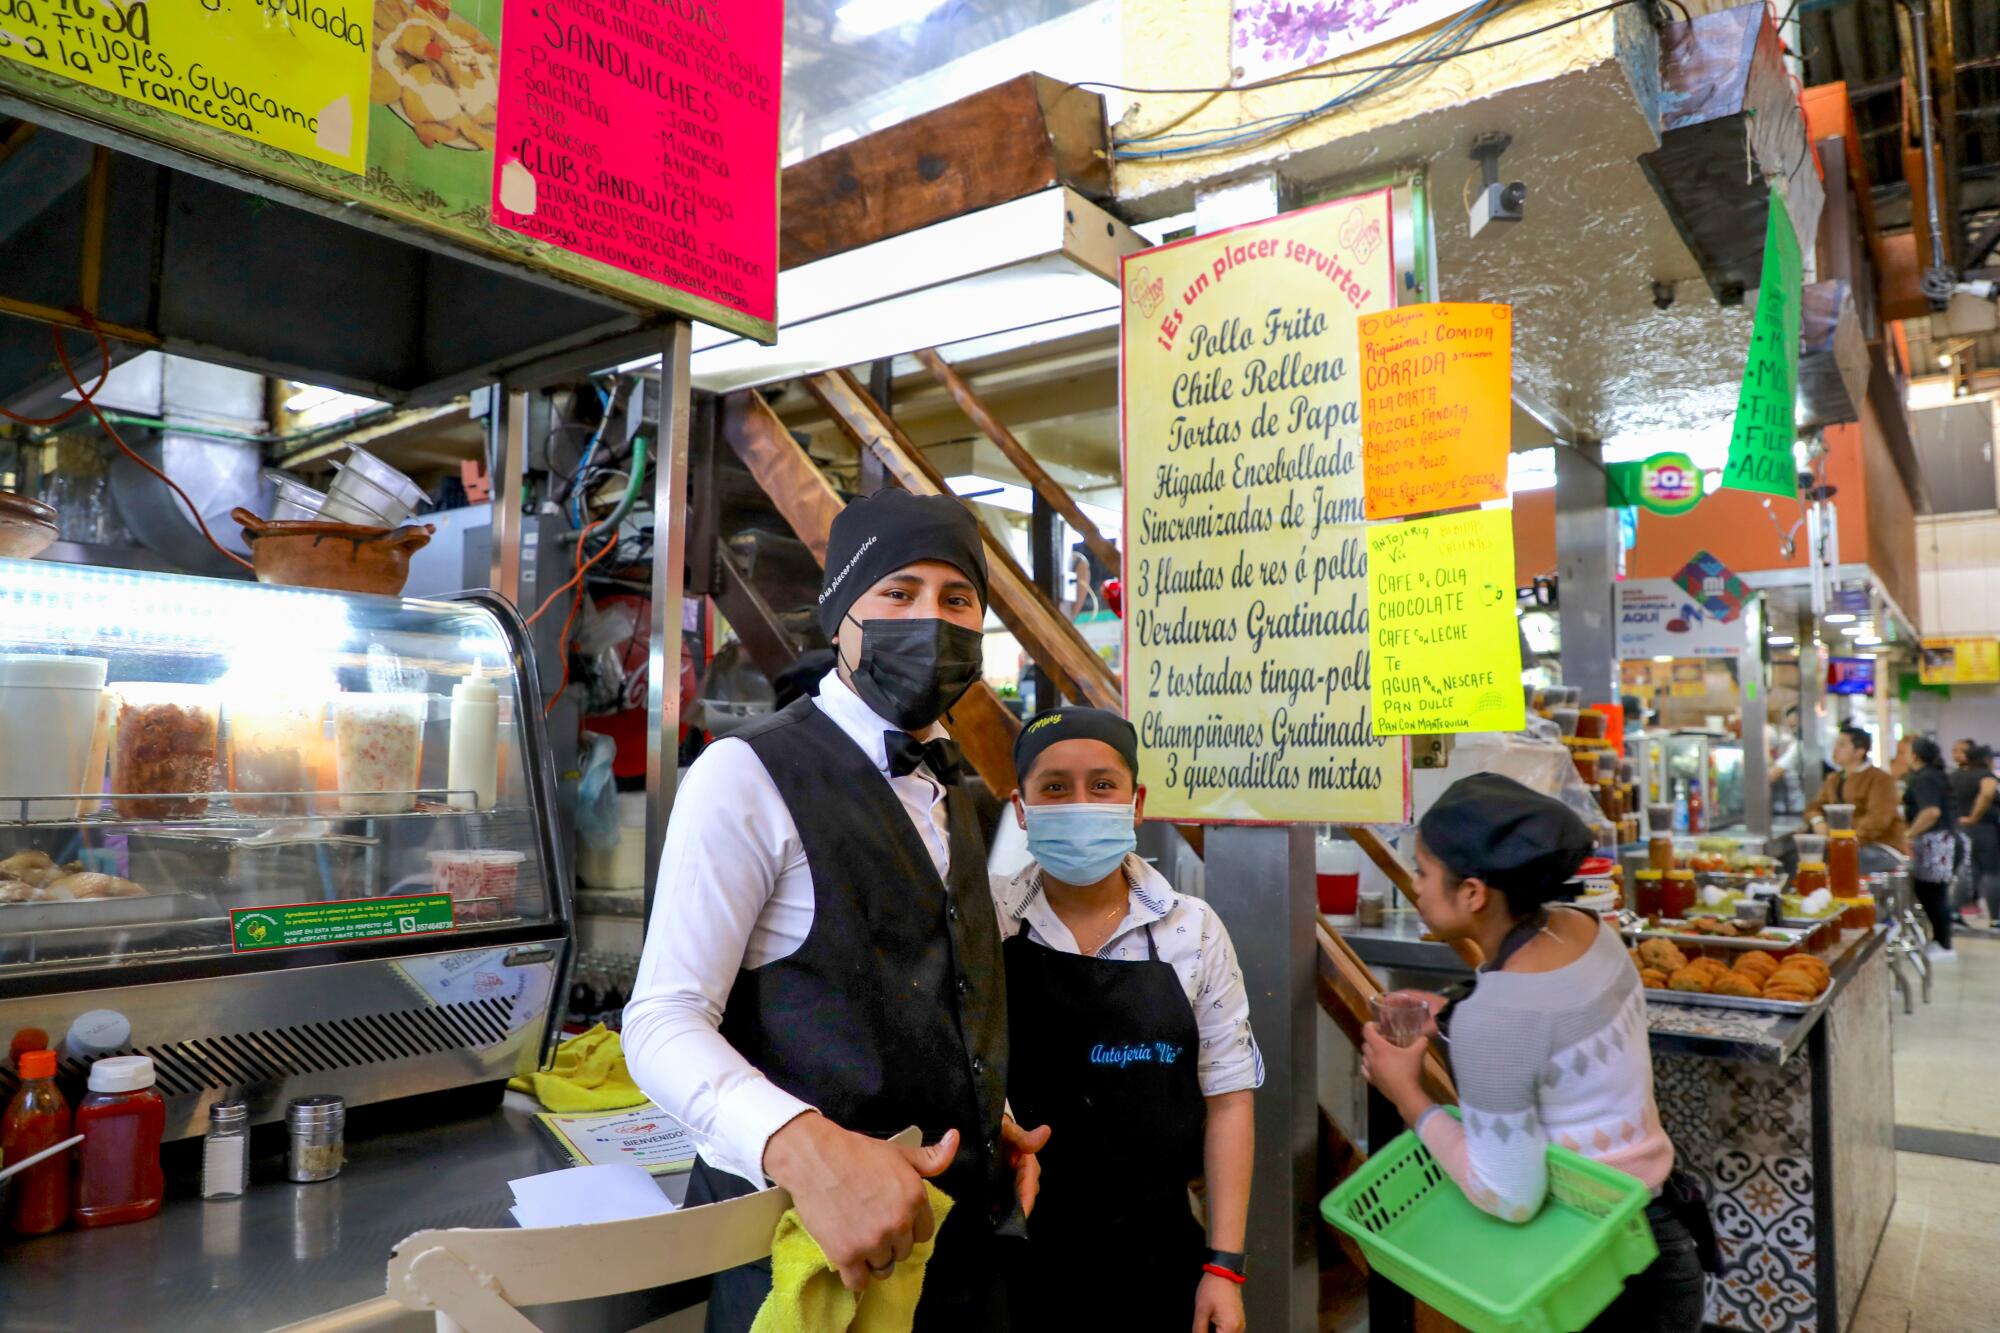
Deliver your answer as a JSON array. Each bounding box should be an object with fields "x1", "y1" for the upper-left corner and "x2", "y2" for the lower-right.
[
  {"x1": 992, "y1": 855, "x2": 1265, "y2": 1097},
  {"x1": 622, "y1": 671, "x2": 954, "y2": 1187}
]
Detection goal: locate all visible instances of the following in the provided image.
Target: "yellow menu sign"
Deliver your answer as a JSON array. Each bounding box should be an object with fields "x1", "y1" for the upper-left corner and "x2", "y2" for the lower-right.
[
  {"x1": 1121, "y1": 189, "x2": 1407, "y2": 824},
  {"x1": 0, "y1": 0, "x2": 374, "y2": 173},
  {"x1": 1358, "y1": 302, "x2": 1512, "y2": 518},
  {"x1": 1368, "y1": 507, "x2": 1525, "y2": 734},
  {"x1": 1920, "y1": 638, "x2": 2000, "y2": 685}
]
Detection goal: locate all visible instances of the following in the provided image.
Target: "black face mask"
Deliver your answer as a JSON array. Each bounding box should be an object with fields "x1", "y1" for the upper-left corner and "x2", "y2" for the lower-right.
[{"x1": 843, "y1": 616, "x2": 984, "y2": 730}]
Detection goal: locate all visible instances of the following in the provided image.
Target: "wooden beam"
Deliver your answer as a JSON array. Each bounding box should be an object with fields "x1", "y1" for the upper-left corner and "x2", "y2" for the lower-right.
[
  {"x1": 1349, "y1": 826, "x2": 1485, "y2": 970},
  {"x1": 801, "y1": 368, "x2": 1121, "y2": 710},
  {"x1": 914, "y1": 348, "x2": 1122, "y2": 579},
  {"x1": 718, "y1": 387, "x2": 1025, "y2": 795},
  {"x1": 79, "y1": 145, "x2": 109, "y2": 316},
  {"x1": 0, "y1": 294, "x2": 158, "y2": 348},
  {"x1": 1316, "y1": 920, "x2": 1456, "y2": 1105},
  {"x1": 778, "y1": 74, "x2": 1108, "y2": 270},
  {"x1": 0, "y1": 120, "x2": 38, "y2": 172}
]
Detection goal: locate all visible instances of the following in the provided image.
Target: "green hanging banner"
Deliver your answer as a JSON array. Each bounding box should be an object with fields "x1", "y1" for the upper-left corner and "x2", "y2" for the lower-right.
[{"x1": 1721, "y1": 193, "x2": 1803, "y2": 498}]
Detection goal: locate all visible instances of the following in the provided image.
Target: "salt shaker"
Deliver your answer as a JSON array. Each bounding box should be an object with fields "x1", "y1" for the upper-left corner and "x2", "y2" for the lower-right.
[
  {"x1": 201, "y1": 1099, "x2": 249, "y2": 1200},
  {"x1": 286, "y1": 1095, "x2": 345, "y2": 1183}
]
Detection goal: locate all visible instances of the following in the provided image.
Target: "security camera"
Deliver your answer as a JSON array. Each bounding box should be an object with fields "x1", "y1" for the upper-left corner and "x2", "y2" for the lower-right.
[{"x1": 1468, "y1": 133, "x2": 1524, "y2": 239}]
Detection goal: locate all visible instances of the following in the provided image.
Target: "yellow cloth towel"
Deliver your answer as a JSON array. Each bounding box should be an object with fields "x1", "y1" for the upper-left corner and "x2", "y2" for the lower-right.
[
  {"x1": 750, "y1": 1183, "x2": 954, "y2": 1333},
  {"x1": 506, "y1": 1024, "x2": 648, "y2": 1113}
]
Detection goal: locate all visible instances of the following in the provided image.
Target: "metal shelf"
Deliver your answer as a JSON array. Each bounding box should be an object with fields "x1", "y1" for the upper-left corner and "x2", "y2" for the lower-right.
[{"x1": 0, "y1": 788, "x2": 498, "y2": 831}]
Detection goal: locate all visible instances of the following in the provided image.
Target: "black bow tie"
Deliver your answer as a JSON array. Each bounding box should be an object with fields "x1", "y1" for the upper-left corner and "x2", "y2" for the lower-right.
[{"x1": 884, "y1": 732, "x2": 965, "y2": 784}]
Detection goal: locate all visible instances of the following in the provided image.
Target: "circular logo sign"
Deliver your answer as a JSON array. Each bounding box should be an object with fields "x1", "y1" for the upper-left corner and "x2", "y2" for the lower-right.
[{"x1": 1639, "y1": 452, "x2": 1704, "y2": 515}]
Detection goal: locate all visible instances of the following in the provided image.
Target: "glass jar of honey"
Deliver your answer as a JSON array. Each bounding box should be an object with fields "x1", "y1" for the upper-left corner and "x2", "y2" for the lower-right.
[
  {"x1": 1663, "y1": 868, "x2": 1697, "y2": 919},
  {"x1": 1828, "y1": 829, "x2": 1860, "y2": 898},
  {"x1": 1634, "y1": 869, "x2": 1665, "y2": 917},
  {"x1": 1794, "y1": 861, "x2": 1829, "y2": 897}
]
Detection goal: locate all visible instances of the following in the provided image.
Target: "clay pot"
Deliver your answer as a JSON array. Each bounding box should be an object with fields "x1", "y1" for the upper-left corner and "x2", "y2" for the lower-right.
[
  {"x1": 0, "y1": 492, "x2": 59, "y2": 560},
  {"x1": 233, "y1": 508, "x2": 432, "y2": 597}
]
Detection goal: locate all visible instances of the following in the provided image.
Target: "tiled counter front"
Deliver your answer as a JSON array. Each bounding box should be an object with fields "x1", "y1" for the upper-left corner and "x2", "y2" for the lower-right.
[{"x1": 1653, "y1": 944, "x2": 1896, "y2": 1332}]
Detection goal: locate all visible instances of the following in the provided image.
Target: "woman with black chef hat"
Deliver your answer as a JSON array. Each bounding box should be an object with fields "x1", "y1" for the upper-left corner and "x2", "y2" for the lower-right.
[
  {"x1": 995, "y1": 706, "x2": 1260, "y2": 1333},
  {"x1": 1361, "y1": 773, "x2": 1709, "y2": 1332}
]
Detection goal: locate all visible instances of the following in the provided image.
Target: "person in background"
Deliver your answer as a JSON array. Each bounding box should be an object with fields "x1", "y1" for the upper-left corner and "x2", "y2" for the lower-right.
[
  {"x1": 996, "y1": 707, "x2": 1258, "y2": 1333},
  {"x1": 623, "y1": 491, "x2": 1041, "y2": 1332},
  {"x1": 1806, "y1": 726, "x2": 1907, "y2": 871},
  {"x1": 1361, "y1": 774, "x2": 1706, "y2": 1332},
  {"x1": 1951, "y1": 743, "x2": 2000, "y2": 927},
  {"x1": 1905, "y1": 736, "x2": 1957, "y2": 960},
  {"x1": 1948, "y1": 741, "x2": 1993, "y2": 926},
  {"x1": 1770, "y1": 705, "x2": 1804, "y2": 816},
  {"x1": 1889, "y1": 734, "x2": 1918, "y2": 782}
]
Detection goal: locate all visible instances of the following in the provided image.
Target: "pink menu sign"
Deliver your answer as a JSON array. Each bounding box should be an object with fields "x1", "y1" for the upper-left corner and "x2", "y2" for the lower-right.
[{"x1": 491, "y1": 0, "x2": 781, "y2": 333}]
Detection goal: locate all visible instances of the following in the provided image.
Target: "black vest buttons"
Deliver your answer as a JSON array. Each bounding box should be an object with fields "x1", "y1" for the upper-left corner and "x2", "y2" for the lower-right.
[
  {"x1": 958, "y1": 976, "x2": 971, "y2": 995},
  {"x1": 972, "y1": 1055, "x2": 985, "y2": 1074}
]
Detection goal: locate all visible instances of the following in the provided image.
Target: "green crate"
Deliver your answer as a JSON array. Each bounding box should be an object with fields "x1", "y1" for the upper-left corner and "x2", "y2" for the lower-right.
[{"x1": 1321, "y1": 1112, "x2": 1659, "y2": 1333}]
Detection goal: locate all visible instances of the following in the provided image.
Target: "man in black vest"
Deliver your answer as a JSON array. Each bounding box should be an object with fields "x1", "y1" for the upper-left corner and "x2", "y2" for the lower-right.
[{"x1": 624, "y1": 490, "x2": 1042, "y2": 1331}]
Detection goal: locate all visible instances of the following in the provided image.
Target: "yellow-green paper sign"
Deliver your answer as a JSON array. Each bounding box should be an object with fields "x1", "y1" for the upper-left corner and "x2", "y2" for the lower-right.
[
  {"x1": 1369, "y1": 507, "x2": 1525, "y2": 734},
  {"x1": 0, "y1": 0, "x2": 374, "y2": 174}
]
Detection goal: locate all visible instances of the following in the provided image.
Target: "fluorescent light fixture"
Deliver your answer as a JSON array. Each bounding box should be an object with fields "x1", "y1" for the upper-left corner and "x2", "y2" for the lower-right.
[
  {"x1": 1768, "y1": 634, "x2": 1794, "y2": 646},
  {"x1": 689, "y1": 187, "x2": 1143, "y2": 393},
  {"x1": 1508, "y1": 448, "x2": 1556, "y2": 494},
  {"x1": 1855, "y1": 635, "x2": 1883, "y2": 646},
  {"x1": 946, "y1": 474, "x2": 1035, "y2": 515},
  {"x1": 1653, "y1": 654, "x2": 1675, "y2": 663},
  {"x1": 1839, "y1": 625, "x2": 1868, "y2": 636},
  {"x1": 836, "y1": 0, "x2": 950, "y2": 37},
  {"x1": 1824, "y1": 613, "x2": 1857, "y2": 624}
]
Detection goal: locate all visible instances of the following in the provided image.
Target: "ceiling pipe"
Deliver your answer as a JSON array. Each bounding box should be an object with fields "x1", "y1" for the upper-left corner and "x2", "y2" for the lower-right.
[{"x1": 1904, "y1": 0, "x2": 1954, "y2": 308}]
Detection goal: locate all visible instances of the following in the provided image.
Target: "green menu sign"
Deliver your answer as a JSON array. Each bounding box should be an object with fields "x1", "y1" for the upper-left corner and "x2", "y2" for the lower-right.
[
  {"x1": 231, "y1": 893, "x2": 456, "y2": 953},
  {"x1": 1720, "y1": 194, "x2": 1802, "y2": 499}
]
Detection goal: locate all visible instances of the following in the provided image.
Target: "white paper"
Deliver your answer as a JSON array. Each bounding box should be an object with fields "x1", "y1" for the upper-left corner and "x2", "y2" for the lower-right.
[
  {"x1": 499, "y1": 159, "x2": 537, "y2": 216},
  {"x1": 537, "y1": 1103, "x2": 695, "y2": 1174},
  {"x1": 314, "y1": 96, "x2": 354, "y2": 157},
  {"x1": 507, "y1": 1163, "x2": 677, "y2": 1228}
]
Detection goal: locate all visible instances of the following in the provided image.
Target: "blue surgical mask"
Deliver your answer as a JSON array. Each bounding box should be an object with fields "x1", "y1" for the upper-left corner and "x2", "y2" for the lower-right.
[{"x1": 1024, "y1": 802, "x2": 1137, "y2": 885}]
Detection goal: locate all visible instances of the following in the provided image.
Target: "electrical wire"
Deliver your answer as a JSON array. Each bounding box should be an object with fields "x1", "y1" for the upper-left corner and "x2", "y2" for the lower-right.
[
  {"x1": 1088, "y1": 0, "x2": 1640, "y2": 102},
  {"x1": 568, "y1": 384, "x2": 616, "y2": 528},
  {"x1": 1112, "y1": 0, "x2": 1515, "y2": 159},
  {"x1": 7, "y1": 314, "x2": 253, "y2": 571}
]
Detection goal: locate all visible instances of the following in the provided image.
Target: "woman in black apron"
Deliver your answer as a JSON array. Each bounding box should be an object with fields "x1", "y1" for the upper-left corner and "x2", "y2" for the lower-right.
[{"x1": 997, "y1": 707, "x2": 1259, "y2": 1333}]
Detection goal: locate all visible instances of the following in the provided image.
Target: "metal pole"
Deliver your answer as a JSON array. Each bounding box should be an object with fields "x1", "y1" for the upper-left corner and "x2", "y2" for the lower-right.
[
  {"x1": 1742, "y1": 598, "x2": 1772, "y2": 836},
  {"x1": 1798, "y1": 609, "x2": 1825, "y2": 794},
  {"x1": 1029, "y1": 493, "x2": 1061, "y2": 714},
  {"x1": 491, "y1": 389, "x2": 531, "y2": 603},
  {"x1": 643, "y1": 321, "x2": 694, "y2": 922},
  {"x1": 1905, "y1": 0, "x2": 1954, "y2": 306},
  {"x1": 1555, "y1": 441, "x2": 1619, "y2": 706},
  {"x1": 1205, "y1": 825, "x2": 1316, "y2": 1333}
]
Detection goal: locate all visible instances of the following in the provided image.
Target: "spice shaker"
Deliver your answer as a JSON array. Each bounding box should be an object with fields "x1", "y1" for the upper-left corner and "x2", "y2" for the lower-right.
[
  {"x1": 202, "y1": 1099, "x2": 249, "y2": 1200},
  {"x1": 286, "y1": 1095, "x2": 345, "y2": 1183}
]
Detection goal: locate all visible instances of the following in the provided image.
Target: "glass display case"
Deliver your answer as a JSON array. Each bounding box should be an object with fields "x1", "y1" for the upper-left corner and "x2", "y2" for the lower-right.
[
  {"x1": 1627, "y1": 731, "x2": 1744, "y2": 832},
  {"x1": 0, "y1": 560, "x2": 569, "y2": 1140}
]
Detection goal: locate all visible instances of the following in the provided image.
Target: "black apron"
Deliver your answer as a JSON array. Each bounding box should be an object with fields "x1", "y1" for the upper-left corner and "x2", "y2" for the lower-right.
[
  {"x1": 1004, "y1": 914, "x2": 1209, "y2": 1331},
  {"x1": 685, "y1": 698, "x2": 1011, "y2": 1333}
]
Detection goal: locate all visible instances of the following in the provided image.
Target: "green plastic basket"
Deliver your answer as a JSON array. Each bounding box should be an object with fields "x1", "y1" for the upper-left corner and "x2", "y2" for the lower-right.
[{"x1": 1321, "y1": 1112, "x2": 1659, "y2": 1333}]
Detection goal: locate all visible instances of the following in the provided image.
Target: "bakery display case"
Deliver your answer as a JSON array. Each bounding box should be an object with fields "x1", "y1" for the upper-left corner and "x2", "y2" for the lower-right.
[{"x1": 0, "y1": 559, "x2": 570, "y2": 1141}]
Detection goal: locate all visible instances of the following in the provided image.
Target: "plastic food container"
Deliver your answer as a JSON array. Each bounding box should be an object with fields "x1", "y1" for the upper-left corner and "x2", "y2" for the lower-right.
[
  {"x1": 429, "y1": 849, "x2": 526, "y2": 921},
  {"x1": 1323, "y1": 1112, "x2": 1657, "y2": 1333},
  {"x1": 0, "y1": 654, "x2": 108, "y2": 820},
  {"x1": 319, "y1": 446, "x2": 426, "y2": 529},
  {"x1": 109, "y1": 683, "x2": 219, "y2": 819},
  {"x1": 264, "y1": 470, "x2": 329, "y2": 523},
  {"x1": 332, "y1": 693, "x2": 427, "y2": 815},
  {"x1": 228, "y1": 697, "x2": 322, "y2": 816}
]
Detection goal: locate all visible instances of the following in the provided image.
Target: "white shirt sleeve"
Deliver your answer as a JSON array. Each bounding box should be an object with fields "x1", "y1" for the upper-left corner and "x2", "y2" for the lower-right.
[
  {"x1": 621, "y1": 739, "x2": 817, "y2": 1187},
  {"x1": 1189, "y1": 902, "x2": 1265, "y2": 1097}
]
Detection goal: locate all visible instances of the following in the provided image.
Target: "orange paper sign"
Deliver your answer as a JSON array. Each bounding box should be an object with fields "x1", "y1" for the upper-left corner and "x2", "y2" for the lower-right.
[{"x1": 1358, "y1": 303, "x2": 1512, "y2": 518}]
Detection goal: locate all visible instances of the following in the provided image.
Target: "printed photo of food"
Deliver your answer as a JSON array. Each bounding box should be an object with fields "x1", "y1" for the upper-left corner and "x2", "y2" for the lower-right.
[{"x1": 371, "y1": 0, "x2": 499, "y2": 151}]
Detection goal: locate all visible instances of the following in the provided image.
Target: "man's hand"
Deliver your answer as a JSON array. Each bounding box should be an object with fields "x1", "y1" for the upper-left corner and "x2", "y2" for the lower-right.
[
  {"x1": 762, "y1": 1113, "x2": 959, "y2": 1292},
  {"x1": 1193, "y1": 1271, "x2": 1246, "y2": 1333},
  {"x1": 1000, "y1": 1116, "x2": 1050, "y2": 1216}
]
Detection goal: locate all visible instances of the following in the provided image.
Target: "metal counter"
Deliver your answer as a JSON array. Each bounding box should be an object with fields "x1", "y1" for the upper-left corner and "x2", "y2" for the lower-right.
[
  {"x1": 1337, "y1": 912, "x2": 1888, "y2": 1063},
  {"x1": 0, "y1": 1091, "x2": 700, "y2": 1332}
]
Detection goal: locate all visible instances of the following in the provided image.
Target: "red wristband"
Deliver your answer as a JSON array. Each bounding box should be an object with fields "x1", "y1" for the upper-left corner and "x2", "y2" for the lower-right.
[{"x1": 1203, "y1": 1263, "x2": 1247, "y2": 1285}]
